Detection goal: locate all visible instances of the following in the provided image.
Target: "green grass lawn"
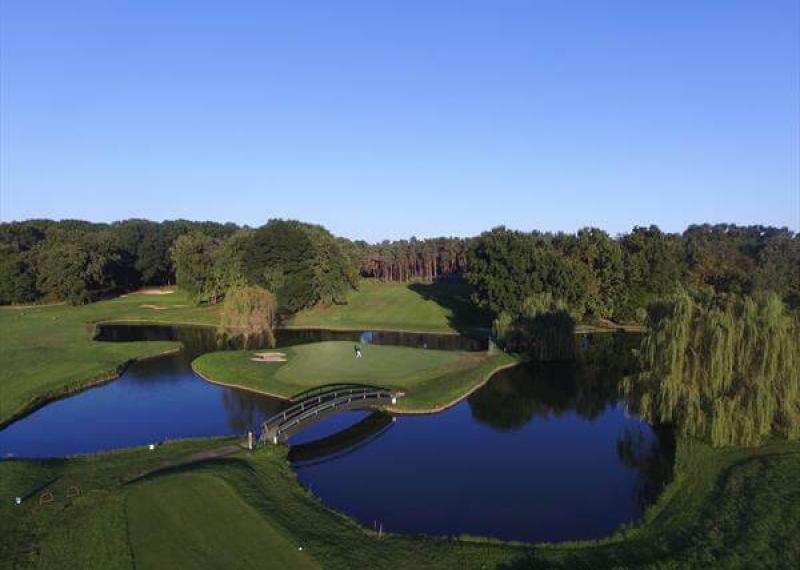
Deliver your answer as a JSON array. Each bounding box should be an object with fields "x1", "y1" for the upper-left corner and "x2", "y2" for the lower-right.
[
  {"x1": 0, "y1": 290, "x2": 219, "y2": 426},
  {"x1": 192, "y1": 341, "x2": 518, "y2": 412},
  {"x1": 2, "y1": 436, "x2": 798, "y2": 569},
  {"x1": 0, "y1": 281, "x2": 490, "y2": 426},
  {"x1": 288, "y1": 279, "x2": 491, "y2": 334},
  {"x1": 127, "y1": 473, "x2": 319, "y2": 570}
]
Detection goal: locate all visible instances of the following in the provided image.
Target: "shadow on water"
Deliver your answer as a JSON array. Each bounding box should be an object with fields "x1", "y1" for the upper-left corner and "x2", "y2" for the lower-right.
[
  {"x1": 94, "y1": 323, "x2": 486, "y2": 352},
  {"x1": 467, "y1": 333, "x2": 674, "y2": 516},
  {"x1": 468, "y1": 332, "x2": 642, "y2": 430},
  {"x1": 288, "y1": 412, "x2": 395, "y2": 466}
]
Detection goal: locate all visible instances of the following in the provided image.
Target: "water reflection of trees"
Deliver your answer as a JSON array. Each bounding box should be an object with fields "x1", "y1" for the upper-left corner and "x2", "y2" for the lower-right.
[
  {"x1": 616, "y1": 425, "x2": 675, "y2": 510},
  {"x1": 469, "y1": 334, "x2": 639, "y2": 430},
  {"x1": 468, "y1": 362, "x2": 623, "y2": 430},
  {"x1": 221, "y1": 389, "x2": 284, "y2": 434},
  {"x1": 288, "y1": 412, "x2": 394, "y2": 465}
]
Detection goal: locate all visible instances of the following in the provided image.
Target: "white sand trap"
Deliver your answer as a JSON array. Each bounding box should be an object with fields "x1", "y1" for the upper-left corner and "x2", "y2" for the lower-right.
[
  {"x1": 140, "y1": 288, "x2": 176, "y2": 295},
  {"x1": 251, "y1": 352, "x2": 287, "y2": 363}
]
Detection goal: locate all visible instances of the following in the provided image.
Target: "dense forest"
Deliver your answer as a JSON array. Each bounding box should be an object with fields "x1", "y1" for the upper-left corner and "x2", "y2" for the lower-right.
[
  {"x1": 1, "y1": 219, "x2": 798, "y2": 320},
  {"x1": 465, "y1": 225, "x2": 799, "y2": 323}
]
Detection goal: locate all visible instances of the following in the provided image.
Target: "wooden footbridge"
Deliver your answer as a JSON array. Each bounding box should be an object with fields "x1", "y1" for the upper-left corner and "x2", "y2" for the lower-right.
[{"x1": 260, "y1": 384, "x2": 402, "y2": 444}]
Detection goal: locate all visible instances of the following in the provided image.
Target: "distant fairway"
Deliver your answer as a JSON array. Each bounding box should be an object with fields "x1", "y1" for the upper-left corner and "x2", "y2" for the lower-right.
[
  {"x1": 193, "y1": 341, "x2": 516, "y2": 411},
  {"x1": 288, "y1": 279, "x2": 490, "y2": 334},
  {"x1": 0, "y1": 290, "x2": 219, "y2": 426},
  {"x1": 127, "y1": 473, "x2": 319, "y2": 570}
]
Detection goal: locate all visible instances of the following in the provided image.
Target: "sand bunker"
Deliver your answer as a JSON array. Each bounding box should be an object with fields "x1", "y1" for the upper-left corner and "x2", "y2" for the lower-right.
[
  {"x1": 251, "y1": 352, "x2": 287, "y2": 363},
  {"x1": 140, "y1": 288, "x2": 175, "y2": 295}
]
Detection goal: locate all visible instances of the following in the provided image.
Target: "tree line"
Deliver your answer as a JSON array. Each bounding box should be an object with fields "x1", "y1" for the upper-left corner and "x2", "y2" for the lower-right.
[
  {"x1": 465, "y1": 224, "x2": 799, "y2": 325},
  {"x1": 0, "y1": 219, "x2": 237, "y2": 305},
  {"x1": 1, "y1": 219, "x2": 797, "y2": 325},
  {"x1": 347, "y1": 237, "x2": 469, "y2": 282}
]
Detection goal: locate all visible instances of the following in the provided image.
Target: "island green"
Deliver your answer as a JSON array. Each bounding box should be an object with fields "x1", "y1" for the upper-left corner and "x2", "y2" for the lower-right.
[{"x1": 192, "y1": 341, "x2": 517, "y2": 412}]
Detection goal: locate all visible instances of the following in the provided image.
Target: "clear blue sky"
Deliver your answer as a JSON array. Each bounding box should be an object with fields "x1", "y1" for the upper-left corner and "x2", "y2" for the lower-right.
[{"x1": 1, "y1": 1, "x2": 798, "y2": 241}]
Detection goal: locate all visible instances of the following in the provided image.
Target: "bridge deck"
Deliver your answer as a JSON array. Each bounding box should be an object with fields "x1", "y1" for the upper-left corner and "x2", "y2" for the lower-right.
[{"x1": 261, "y1": 384, "x2": 400, "y2": 444}]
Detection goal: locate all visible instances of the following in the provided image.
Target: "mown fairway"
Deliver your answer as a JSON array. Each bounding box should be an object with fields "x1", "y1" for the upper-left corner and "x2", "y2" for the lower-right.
[
  {"x1": 127, "y1": 474, "x2": 319, "y2": 570},
  {"x1": 288, "y1": 279, "x2": 490, "y2": 334},
  {"x1": 192, "y1": 341, "x2": 517, "y2": 411},
  {"x1": 0, "y1": 290, "x2": 219, "y2": 426}
]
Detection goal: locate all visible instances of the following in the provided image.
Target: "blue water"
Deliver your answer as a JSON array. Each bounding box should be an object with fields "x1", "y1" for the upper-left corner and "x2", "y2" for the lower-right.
[
  {"x1": 0, "y1": 325, "x2": 672, "y2": 543},
  {"x1": 0, "y1": 349, "x2": 282, "y2": 458},
  {"x1": 291, "y1": 363, "x2": 671, "y2": 543}
]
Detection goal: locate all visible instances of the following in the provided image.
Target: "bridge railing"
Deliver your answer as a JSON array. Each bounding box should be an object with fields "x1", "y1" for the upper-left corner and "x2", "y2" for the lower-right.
[
  {"x1": 289, "y1": 383, "x2": 387, "y2": 403},
  {"x1": 263, "y1": 385, "x2": 389, "y2": 434},
  {"x1": 261, "y1": 384, "x2": 399, "y2": 444},
  {"x1": 274, "y1": 390, "x2": 395, "y2": 439}
]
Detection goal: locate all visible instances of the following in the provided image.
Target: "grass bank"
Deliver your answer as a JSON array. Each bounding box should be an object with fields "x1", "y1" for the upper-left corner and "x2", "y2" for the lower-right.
[
  {"x1": 192, "y1": 341, "x2": 518, "y2": 412},
  {"x1": 1, "y1": 436, "x2": 798, "y2": 569},
  {"x1": 0, "y1": 290, "x2": 219, "y2": 427},
  {"x1": 288, "y1": 279, "x2": 491, "y2": 334}
]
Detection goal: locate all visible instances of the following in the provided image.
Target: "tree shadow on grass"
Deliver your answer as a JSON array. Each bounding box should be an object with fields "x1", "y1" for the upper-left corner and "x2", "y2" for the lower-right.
[{"x1": 408, "y1": 278, "x2": 492, "y2": 337}]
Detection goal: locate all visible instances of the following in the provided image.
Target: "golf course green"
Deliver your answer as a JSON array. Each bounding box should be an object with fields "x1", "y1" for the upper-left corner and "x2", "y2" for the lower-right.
[
  {"x1": 288, "y1": 279, "x2": 490, "y2": 334},
  {"x1": 3, "y1": 283, "x2": 799, "y2": 569},
  {"x1": 192, "y1": 341, "x2": 517, "y2": 411}
]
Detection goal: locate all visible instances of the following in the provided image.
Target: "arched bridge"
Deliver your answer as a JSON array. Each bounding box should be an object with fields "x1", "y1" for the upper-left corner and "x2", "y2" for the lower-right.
[{"x1": 260, "y1": 384, "x2": 402, "y2": 444}]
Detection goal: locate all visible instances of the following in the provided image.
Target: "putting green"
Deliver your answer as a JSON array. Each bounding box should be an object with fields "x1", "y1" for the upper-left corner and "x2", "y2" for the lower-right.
[{"x1": 192, "y1": 341, "x2": 517, "y2": 411}]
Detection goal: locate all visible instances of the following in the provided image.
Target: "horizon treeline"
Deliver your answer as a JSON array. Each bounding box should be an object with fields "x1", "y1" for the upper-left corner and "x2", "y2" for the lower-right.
[
  {"x1": 466, "y1": 225, "x2": 799, "y2": 322},
  {"x1": 0, "y1": 218, "x2": 798, "y2": 322}
]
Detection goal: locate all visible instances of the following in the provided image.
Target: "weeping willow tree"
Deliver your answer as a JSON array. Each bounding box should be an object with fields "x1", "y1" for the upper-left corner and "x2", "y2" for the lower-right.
[
  {"x1": 219, "y1": 285, "x2": 277, "y2": 348},
  {"x1": 493, "y1": 293, "x2": 576, "y2": 361},
  {"x1": 624, "y1": 291, "x2": 800, "y2": 447}
]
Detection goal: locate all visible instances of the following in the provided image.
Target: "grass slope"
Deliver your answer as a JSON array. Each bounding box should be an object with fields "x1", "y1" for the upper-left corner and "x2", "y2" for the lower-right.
[
  {"x1": 127, "y1": 473, "x2": 318, "y2": 569},
  {"x1": 0, "y1": 290, "x2": 218, "y2": 426},
  {"x1": 192, "y1": 341, "x2": 517, "y2": 411},
  {"x1": 1, "y1": 437, "x2": 798, "y2": 569},
  {"x1": 288, "y1": 279, "x2": 490, "y2": 334}
]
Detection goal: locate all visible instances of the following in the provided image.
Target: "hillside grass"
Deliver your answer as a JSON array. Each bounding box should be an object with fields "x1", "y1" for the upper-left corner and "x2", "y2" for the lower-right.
[
  {"x1": 127, "y1": 473, "x2": 319, "y2": 570},
  {"x1": 192, "y1": 341, "x2": 518, "y2": 412},
  {"x1": 288, "y1": 279, "x2": 491, "y2": 334},
  {"x1": 0, "y1": 290, "x2": 219, "y2": 426},
  {"x1": 1, "y1": 436, "x2": 798, "y2": 569}
]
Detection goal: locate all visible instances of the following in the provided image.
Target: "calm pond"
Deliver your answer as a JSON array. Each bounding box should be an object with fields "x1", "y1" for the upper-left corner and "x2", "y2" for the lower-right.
[{"x1": 0, "y1": 324, "x2": 672, "y2": 543}]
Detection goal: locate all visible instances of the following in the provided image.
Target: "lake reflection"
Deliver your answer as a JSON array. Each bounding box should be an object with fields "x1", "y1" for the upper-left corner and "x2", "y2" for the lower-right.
[
  {"x1": 292, "y1": 344, "x2": 673, "y2": 544},
  {"x1": 0, "y1": 325, "x2": 672, "y2": 544},
  {"x1": 0, "y1": 334, "x2": 284, "y2": 458}
]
